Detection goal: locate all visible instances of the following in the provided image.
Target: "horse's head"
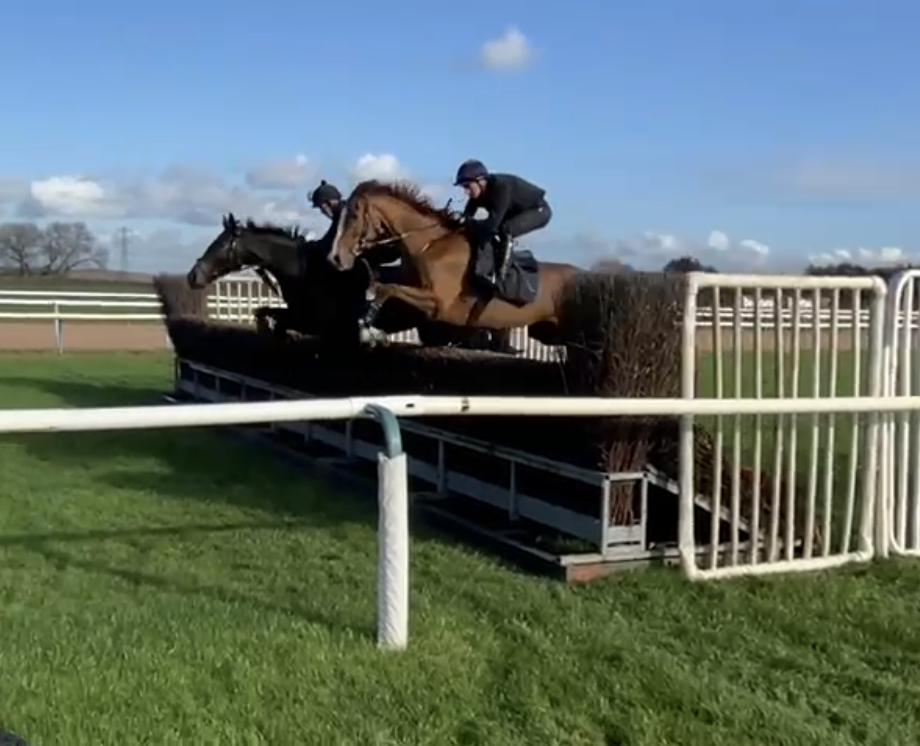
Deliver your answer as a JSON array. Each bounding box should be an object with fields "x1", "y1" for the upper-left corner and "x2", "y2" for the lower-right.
[
  {"x1": 187, "y1": 213, "x2": 245, "y2": 288},
  {"x1": 187, "y1": 213, "x2": 304, "y2": 288},
  {"x1": 327, "y1": 179, "x2": 460, "y2": 272}
]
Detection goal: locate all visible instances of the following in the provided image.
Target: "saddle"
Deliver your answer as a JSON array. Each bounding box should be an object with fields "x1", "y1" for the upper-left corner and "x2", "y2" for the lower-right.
[{"x1": 472, "y1": 236, "x2": 540, "y2": 306}]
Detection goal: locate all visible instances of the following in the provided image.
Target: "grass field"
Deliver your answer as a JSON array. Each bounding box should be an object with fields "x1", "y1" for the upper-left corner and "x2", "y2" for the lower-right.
[{"x1": 2, "y1": 353, "x2": 920, "y2": 745}]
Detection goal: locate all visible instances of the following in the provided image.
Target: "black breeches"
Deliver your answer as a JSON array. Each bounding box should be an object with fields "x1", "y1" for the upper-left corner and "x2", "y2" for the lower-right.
[{"x1": 502, "y1": 201, "x2": 552, "y2": 239}]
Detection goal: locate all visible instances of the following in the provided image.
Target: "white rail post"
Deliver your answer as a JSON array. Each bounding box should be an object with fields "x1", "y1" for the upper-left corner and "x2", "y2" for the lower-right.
[
  {"x1": 364, "y1": 404, "x2": 409, "y2": 651},
  {"x1": 53, "y1": 301, "x2": 63, "y2": 355}
]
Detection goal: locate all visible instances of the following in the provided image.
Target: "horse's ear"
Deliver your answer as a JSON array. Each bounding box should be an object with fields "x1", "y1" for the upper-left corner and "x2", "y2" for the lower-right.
[{"x1": 222, "y1": 214, "x2": 229, "y2": 229}]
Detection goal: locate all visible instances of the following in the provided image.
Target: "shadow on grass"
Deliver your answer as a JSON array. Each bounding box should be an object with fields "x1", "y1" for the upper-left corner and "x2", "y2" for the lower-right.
[
  {"x1": 0, "y1": 375, "x2": 422, "y2": 638},
  {"x1": 0, "y1": 374, "x2": 374, "y2": 525},
  {"x1": 0, "y1": 374, "x2": 501, "y2": 627},
  {"x1": 30, "y1": 543, "x2": 371, "y2": 639}
]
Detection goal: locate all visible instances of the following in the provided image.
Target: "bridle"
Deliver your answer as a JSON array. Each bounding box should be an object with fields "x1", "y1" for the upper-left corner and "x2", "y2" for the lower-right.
[{"x1": 343, "y1": 197, "x2": 459, "y2": 259}]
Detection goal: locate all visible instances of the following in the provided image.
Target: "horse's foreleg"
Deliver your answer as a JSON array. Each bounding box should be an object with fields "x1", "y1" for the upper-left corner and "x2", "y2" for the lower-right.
[
  {"x1": 359, "y1": 283, "x2": 440, "y2": 345},
  {"x1": 254, "y1": 307, "x2": 275, "y2": 336}
]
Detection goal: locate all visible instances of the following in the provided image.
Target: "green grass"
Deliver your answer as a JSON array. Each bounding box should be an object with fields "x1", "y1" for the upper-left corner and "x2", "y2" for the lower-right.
[{"x1": 2, "y1": 353, "x2": 920, "y2": 744}]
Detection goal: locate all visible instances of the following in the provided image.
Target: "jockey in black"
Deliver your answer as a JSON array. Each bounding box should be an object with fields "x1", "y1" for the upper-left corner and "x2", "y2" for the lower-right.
[
  {"x1": 308, "y1": 179, "x2": 400, "y2": 268},
  {"x1": 454, "y1": 159, "x2": 552, "y2": 284},
  {"x1": 308, "y1": 180, "x2": 344, "y2": 221}
]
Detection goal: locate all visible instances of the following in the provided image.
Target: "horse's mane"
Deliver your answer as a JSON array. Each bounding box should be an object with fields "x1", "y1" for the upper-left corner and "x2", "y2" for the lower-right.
[
  {"x1": 351, "y1": 179, "x2": 463, "y2": 230},
  {"x1": 241, "y1": 218, "x2": 306, "y2": 242}
]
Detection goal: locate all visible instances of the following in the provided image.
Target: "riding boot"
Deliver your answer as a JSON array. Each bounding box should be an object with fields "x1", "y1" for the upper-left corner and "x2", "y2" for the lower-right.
[
  {"x1": 473, "y1": 238, "x2": 497, "y2": 288},
  {"x1": 493, "y1": 231, "x2": 513, "y2": 285}
]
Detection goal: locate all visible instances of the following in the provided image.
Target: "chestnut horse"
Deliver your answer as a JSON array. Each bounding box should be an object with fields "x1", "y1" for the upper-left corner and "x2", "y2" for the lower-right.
[{"x1": 326, "y1": 179, "x2": 579, "y2": 345}]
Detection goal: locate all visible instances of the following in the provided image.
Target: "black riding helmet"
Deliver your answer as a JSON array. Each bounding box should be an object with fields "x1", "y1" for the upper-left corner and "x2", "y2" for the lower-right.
[
  {"x1": 454, "y1": 159, "x2": 489, "y2": 185},
  {"x1": 309, "y1": 179, "x2": 343, "y2": 208}
]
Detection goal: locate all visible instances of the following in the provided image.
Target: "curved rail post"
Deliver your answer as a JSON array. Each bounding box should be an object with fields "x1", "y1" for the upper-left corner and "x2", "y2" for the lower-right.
[{"x1": 364, "y1": 404, "x2": 409, "y2": 651}]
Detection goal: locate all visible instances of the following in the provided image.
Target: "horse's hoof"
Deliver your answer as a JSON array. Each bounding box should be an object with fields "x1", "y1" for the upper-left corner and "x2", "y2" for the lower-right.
[{"x1": 359, "y1": 325, "x2": 388, "y2": 345}]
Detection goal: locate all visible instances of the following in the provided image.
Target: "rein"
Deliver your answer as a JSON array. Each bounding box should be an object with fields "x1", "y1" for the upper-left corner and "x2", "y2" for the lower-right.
[
  {"x1": 254, "y1": 266, "x2": 282, "y2": 298},
  {"x1": 354, "y1": 221, "x2": 442, "y2": 254},
  {"x1": 352, "y1": 197, "x2": 460, "y2": 255}
]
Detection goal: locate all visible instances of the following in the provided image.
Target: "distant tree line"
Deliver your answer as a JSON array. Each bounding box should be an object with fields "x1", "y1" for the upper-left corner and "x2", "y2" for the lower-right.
[
  {"x1": 591, "y1": 253, "x2": 920, "y2": 279},
  {"x1": 588, "y1": 254, "x2": 920, "y2": 309},
  {"x1": 589, "y1": 256, "x2": 720, "y2": 274},
  {"x1": 0, "y1": 221, "x2": 108, "y2": 276}
]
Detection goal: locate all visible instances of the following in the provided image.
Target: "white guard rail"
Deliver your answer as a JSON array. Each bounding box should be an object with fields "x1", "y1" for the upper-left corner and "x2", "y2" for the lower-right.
[
  {"x1": 2, "y1": 390, "x2": 917, "y2": 650},
  {"x1": 681, "y1": 272, "x2": 889, "y2": 580},
  {"x1": 883, "y1": 269, "x2": 920, "y2": 558}
]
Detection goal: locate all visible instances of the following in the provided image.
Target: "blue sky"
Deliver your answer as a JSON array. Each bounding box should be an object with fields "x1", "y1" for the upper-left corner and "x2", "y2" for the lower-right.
[{"x1": 1, "y1": 0, "x2": 918, "y2": 272}]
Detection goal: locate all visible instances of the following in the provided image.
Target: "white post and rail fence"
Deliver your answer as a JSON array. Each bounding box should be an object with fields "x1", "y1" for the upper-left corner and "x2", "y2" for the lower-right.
[
  {"x1": 2, "y1": 270, "x2": 920, "y2": 651},
  {"x1": 1, "y1": 274, "x2": 917, "y2": 357}
]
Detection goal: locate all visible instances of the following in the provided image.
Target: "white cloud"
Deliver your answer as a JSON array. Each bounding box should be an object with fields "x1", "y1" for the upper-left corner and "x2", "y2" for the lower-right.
[
  {"x1": 347, "y1": 153, "x2": 450, "y2": 204},
  {"x1": 808, "y1": 246, "x2": 914, "y2": 266},
  {"x1": 245, "y1": 154, "x2": 314, "y2": 190},
  {"x1": 479, "y1": 27, "x2": 536, "y2": 71},
  {"x1": 349, "y1": 153, "x2": 408, "y2": 183},
  {"x1": 15, "y1": 166, "x2": 315, "y2": 228},
  {"x1": 707, "y1": 230, "x2": 730, "y2": 252},
  {"x1": 0, "y1": 177, "x2": 27, "y2": 206},
  {"x1": 707, "y1": 229, "x2": 770, "y2": 258},
  {"x1": 738, "y1": 239, "x2": 770, "y2": 256},
  {"x1": 27, "y1": 176, "x2": 120, "y2": 218},
  {"x1": 578, "y1": 228, "x2": 770, "y2": 270}
]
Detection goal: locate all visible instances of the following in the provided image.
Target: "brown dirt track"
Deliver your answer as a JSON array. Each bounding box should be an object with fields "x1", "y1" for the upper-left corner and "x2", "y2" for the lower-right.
[{"x1": 0, "y1": 322, "x2": 172, "y2": 352}]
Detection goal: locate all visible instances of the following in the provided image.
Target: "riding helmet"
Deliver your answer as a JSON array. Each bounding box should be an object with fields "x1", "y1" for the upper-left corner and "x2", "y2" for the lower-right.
[
  {"x1": 309, "y1": 180, "x2": 342, "y2": 208},
  {"x1": 454, "y1": 159, "x2": 489, "y2": 186}
]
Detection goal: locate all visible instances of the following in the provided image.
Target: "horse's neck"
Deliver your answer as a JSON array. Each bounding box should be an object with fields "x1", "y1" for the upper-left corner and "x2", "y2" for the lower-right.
[{"x1": 242, "y1": 235, "x2": 302, "y2": 292}]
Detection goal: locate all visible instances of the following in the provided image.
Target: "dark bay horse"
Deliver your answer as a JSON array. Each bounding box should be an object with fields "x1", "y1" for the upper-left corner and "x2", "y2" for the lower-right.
[
  {"x1": 186, "y1": 213, "x2": 496, "y2": 348},
  {"x1": 326, "y1": 180, "x2": 579, "y2": 345}
]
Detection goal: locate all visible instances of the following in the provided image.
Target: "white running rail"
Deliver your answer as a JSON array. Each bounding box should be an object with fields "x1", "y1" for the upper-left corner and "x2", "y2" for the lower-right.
[
  {"x1": 1, "y1": 390, "x2": 916, "y2": 650},
  {"x1": 0, "y1": 277, "x2": 906, "y2": 360}
]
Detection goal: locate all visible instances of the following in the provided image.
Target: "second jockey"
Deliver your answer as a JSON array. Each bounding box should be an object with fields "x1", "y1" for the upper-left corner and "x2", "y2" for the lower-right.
[
  {"x1": 308, "y1": 179, "x2": 344, "y2": 221},
  {"x1": 453, "y1": 159, "x2": 552, "y2": 285}
]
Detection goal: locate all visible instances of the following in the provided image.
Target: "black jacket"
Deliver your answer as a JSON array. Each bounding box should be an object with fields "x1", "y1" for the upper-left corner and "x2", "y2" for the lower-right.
[{"x1": 462, "y1": 173, "x2": 546, "y2": 234}]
